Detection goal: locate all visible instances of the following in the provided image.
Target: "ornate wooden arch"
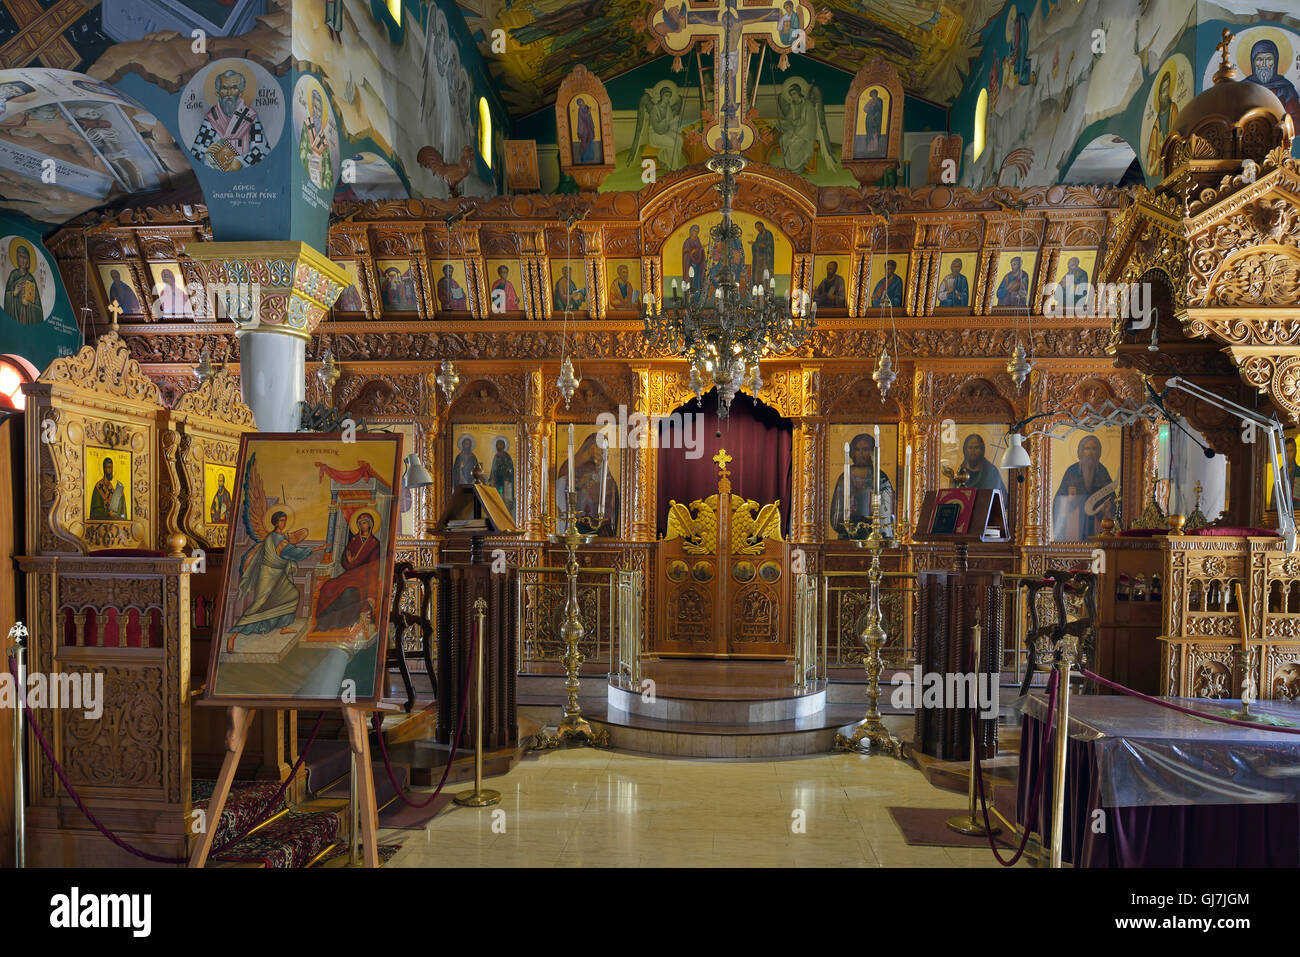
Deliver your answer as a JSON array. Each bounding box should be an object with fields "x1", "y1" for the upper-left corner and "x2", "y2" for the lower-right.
[
  {"x1": 930, "y1": 374, "x2": 1020, "y2": 420},
  {"x1": 548, "y1": 374, "x2": 630, "y2": 420},
  {"x1": 638, "y1": 162, "x2": 818, "y2": 254},
  {"x1": 444, "y1": 377, "x2": 527, "y2": 422},
  {"x1": 821, "y1": 373, "x2": 904, "y2": 420}
]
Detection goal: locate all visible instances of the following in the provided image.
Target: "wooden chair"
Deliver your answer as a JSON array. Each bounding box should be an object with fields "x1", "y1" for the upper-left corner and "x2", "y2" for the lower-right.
[
  {"x1": 386, "y1": 561, "x2": 417, "y2": 712},
  {"x1": 386, "y1": 563, "x2": 439, "y2": 713},
  {"x1": 1056, "y1": 571, "x2": 1099, "y2": 693},
  {"x1": 1018, "y1": 576, "x2": 1062, "y2": 697},
  {"x1": 1017, "y1": 571, "x2": 1099, "y2": 697}
]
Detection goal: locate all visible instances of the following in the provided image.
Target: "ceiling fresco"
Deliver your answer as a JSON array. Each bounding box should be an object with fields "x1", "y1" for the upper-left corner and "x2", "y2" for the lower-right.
[{"x1": 458, "y1": 0, "x2": 1000, "y2": 114}]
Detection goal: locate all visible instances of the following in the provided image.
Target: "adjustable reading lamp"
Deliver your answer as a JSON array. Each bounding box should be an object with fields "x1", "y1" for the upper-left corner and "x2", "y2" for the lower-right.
[
  {"x1": 998, "y1": 411, "x2": 1055, "y2": 470},
  {"x1": 1164, "y1": 377, "x2": 1297, "y2": 554},
  {"x1": 403, "y1": 452, "x2": 433, "y2": 489}
]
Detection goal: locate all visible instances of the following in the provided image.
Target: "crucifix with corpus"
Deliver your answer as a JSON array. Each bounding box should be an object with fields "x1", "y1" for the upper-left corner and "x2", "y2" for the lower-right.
[{"x1": 645, "y1": 0, "x2": 821, "y2": 153}]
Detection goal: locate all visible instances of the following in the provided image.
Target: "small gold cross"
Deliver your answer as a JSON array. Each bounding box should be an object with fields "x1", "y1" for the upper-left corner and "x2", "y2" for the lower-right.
[
  {"x1": 107, "y1": 297, "x2": 123, "y2": 329},
  {"x1": 713, "y1": 448, "x2": 732, "y2": 472},
  {"x1": 1217, "y1": 28, "x2": 1232, "y2": 64}
]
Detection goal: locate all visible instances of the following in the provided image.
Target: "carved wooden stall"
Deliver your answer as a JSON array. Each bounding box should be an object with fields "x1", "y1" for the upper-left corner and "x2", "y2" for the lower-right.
[
  {"x1": 17, "y1": 334, "x2": 258, "y2": 866},
  {"x1": 1160, "y1": 533, "x2": 1300, "y2": 701}
]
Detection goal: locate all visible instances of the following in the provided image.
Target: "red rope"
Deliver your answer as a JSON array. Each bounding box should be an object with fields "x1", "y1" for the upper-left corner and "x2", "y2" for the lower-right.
[
  {"x1": 8, "y1": 651, "x2": 323, "y2": 864},
  {"x1": 971, "y1": 667, "x2": 1058, "y2": 866},
  {"x1": 1081, "y1": 667, "x2": 1300, "y2": 734},
  {"x1": 372, "y1": 625, "x2": 477, "y2": 809}
]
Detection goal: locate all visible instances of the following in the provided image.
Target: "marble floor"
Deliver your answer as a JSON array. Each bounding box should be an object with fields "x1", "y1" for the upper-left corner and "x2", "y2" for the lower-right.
[{"x1": 380, "y1": 748, "x2": 1023, "y2": 867}]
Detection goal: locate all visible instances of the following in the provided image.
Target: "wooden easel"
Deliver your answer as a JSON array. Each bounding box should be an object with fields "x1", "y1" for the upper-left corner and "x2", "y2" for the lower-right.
[{"x1": 188, "y1": 705, "x2": 381, "y2": 868}]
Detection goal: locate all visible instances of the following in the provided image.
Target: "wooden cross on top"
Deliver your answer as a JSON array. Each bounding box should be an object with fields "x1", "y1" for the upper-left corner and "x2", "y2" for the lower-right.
[
  {"x1": 107, "y1": 297, "x2": 123, "y2": 330},
  {"x1": 642, "y1": 0, "x2": 822, "y2": 153},
  {"x1": 713, "y1": 447, "x2": 733, "y2": 476},
  {"x1": 1213, "y1": 28, "x2": 1240, "y2": 83}
]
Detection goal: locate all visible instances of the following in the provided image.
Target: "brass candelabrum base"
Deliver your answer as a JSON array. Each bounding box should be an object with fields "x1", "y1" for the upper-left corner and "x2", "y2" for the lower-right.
[
  {"x1": 832, "y1": 513, "x2": 904, "y2": 759},
  {"x1": 533, "y1": 508, "x2": 610, "y2": 750}
]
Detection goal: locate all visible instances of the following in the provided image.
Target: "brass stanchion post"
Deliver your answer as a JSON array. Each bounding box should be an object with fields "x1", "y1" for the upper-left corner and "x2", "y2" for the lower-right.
[
  {"x1": 9, "y1": 622, "x2": 26, "y2": 869},
  {"x1": 947, "y1": 623, "x2": 1000, "y2": 836},
  {"x1": 1049, "y1": 636, "x2": 1078, "y2": 869},
  {"x1": 455, "y1": 598, "x2": 502, "y2": 806}
]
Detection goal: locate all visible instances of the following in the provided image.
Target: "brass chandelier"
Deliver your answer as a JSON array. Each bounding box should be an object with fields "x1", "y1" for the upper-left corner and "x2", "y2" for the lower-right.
[{"x1": 638, "y1": 15, "x2": 815, "y2": 418}]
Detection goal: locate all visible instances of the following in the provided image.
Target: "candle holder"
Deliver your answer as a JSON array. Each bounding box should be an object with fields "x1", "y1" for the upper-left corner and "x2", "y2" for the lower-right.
[
  {"x1": 532, "y1": 500, "x2": 609, "y2": 749},
  {"x1": 833, "y1": 496, "x2": 904, "y2": 757}
]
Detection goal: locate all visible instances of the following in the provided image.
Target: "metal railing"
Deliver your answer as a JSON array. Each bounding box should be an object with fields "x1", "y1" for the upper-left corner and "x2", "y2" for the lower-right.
[
  {"x1": 820, "y1": 570, "x2": 919, "y2": 669},
  {"x1": 793, "y1": 572, "x2": 822, "y2": 688},
  {"x1": 516, "y1": 566, "x2": 643, "y2": 679},
  {"x1": 616, "y1": 570, "x2": 643, "y2": 688}
]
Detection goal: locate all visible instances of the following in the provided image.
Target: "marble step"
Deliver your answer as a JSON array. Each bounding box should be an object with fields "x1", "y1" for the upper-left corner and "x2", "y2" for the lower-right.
[
  {"x1": 607, "y1": 679, "x2": 827, "y2": 724},
  {"x1": 520, "y1": 700, "x2": 912, "y2": 758}
]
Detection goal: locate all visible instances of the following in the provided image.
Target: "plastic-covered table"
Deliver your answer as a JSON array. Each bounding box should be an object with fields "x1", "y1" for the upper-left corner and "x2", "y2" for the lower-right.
[{"x1": 1016, "y1": 693, "x2": 1300, "y2": 867}]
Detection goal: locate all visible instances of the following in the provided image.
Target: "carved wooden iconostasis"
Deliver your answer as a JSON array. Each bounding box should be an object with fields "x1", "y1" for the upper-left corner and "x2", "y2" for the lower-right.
[{"x1": 47, "y1": 169, "x2": 1245, "y2": 665}]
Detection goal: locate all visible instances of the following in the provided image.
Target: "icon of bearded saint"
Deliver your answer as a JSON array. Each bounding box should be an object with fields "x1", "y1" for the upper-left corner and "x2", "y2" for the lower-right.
[
  {"x1": 1245, "y1": 38, "x2": 1300, "y2": 126},
  {"x1": 1053, "y1": 435, "x2": 1115, "y2": 541},
  {"x1": 190, "y1": 69, "x2": 270, "y2": 172}
]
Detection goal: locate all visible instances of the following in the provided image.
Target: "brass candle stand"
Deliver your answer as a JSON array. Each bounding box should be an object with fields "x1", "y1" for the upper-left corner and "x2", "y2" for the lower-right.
[
  {"x1": 833, "y1": 498, "x2": 903, "y2": 757},
  {"x1": 533, "y1": 504, "x2": 610, "y2": 749}
]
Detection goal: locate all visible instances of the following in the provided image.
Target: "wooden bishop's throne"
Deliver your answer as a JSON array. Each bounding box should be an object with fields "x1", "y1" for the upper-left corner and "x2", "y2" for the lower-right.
[{"x1": 656, "y1": 449, "x2": 790, "y2": 658}]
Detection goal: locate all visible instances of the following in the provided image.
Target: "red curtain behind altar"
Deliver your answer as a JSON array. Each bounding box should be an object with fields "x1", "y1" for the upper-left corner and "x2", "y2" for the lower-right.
[{"x1": 656, "y1": 390, "x2": 793, "y2": 535}]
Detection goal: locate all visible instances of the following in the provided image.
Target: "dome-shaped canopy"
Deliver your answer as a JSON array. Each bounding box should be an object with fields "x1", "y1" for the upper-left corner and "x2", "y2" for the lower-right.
[
  {"x1": 1159, "y1": 29, "x2": 1295, "y2": 177},
  {"x1": 1174, "y1": 78, "x2": 1287, "y2": 140}
]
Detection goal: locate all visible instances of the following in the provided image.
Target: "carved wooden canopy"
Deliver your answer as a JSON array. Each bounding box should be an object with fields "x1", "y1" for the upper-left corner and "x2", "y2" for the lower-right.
[{"x1": 1106, "y1": 145, "x2": 1300, "y2": 423}]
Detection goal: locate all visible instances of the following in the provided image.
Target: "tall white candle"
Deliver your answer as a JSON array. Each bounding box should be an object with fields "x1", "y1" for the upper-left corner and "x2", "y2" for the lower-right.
[
  {"x1": 541, "y1": 436, "x2": 549, "y2": 521},
  {"x1": 842, "y1": 442, "x2": 851, "y2": 522},
  {"x1": 599, "y1": 430, "x2": 609, "y2": 525},
  {"x1": 567, "y1": 424, "x2": 575, "y2": 513},
  {"x1": 873, "y1": 425, "x2": 881, "y2": 499},
  {"x1": 903, "y1": 442, "x2": 912, "y2": 526}
]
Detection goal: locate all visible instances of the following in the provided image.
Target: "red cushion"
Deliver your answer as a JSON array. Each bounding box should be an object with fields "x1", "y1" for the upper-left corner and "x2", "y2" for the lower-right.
[{"x1": 1189, "y1": 526, "x2": 1277, "y2": 537}]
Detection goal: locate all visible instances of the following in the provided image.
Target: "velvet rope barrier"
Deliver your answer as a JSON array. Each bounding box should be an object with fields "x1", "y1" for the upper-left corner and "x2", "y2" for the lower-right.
[
  {"x1": 7, "y1": 652, "x2": 324, "y2": 865},
  {"x1": 1080, "y1": 667, "x2": 1300, "y2": 734},
  {"x1": 969, "y1": 667, "x2": 1059, "y2": 867},
  {"x1": 371, "y1": 626, "x2": 477, "y2": 809}
]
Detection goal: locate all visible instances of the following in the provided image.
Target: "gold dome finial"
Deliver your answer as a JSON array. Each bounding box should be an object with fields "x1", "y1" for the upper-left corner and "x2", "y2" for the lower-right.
[{"x1": 1213, "y1": 28, "x2": 1241, "y2": 84}]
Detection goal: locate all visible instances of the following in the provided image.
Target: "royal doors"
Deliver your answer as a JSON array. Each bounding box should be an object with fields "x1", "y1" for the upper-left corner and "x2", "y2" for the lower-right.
[{"x1": 655, "y1": 449, "x2": 791, "y2": 657}]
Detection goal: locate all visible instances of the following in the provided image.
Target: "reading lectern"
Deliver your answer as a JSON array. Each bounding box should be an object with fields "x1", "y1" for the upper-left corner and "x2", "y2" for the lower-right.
[
  {"x1": 914, "y1": 488, "x2": 1009, "y2": 761},
  {"x1": 433, "y1": 483, "x2": 520, "y2": 751}
]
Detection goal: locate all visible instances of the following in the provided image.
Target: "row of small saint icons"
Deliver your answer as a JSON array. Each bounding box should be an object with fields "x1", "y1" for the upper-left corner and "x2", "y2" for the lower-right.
[{"x1": 1116, "y1": 573, "x2": 1161, "y2": 602}]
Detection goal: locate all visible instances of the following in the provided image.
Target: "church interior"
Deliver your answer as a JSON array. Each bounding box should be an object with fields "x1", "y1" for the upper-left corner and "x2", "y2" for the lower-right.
[{"x1": 4, "y1": 0, "x2": 1300, "y2": 889}]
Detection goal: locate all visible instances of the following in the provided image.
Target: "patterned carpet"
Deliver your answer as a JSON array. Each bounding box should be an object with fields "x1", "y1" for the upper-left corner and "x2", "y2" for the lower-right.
[
  {"x1": 212, "y1": 810, "x2": 342, "y2": 869},
  {"x1": 192, "y1": 779, "x2": 286, "y2": 851},
  {"x1": 311, "y1": 843, "x2": 403, "y2": 867}
]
